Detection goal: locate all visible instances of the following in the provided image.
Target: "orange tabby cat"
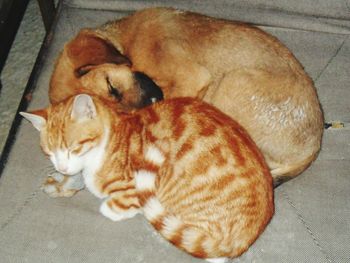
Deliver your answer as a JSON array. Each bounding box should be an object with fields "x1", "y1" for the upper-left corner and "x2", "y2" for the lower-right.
[{"x1": 21, "y1": 94, "x2": 274, "y2": 261}]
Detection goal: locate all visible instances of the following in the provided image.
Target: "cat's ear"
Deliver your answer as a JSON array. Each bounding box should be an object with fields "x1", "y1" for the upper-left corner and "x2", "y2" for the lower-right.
[
  {"x1": 20, "y1": 110, "x2": 47, "y2": 131},
  {"x1": 71, "y1": 94, "x2": 97, "y2": 120}
]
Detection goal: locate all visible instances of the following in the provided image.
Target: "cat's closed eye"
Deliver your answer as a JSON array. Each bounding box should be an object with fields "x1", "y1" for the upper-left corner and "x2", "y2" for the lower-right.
[
  {"x1": 70, "y1": 145, "x2": 83, "y2": 155},
  {"x1": 69, "y1": 137, "x2": 99, "y2": 156}
]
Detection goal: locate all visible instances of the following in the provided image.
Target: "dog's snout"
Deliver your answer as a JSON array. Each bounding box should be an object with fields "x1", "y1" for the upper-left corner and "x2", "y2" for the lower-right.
[{"x1": 134, "y1": 72, "x2": 163, "y2": 107}]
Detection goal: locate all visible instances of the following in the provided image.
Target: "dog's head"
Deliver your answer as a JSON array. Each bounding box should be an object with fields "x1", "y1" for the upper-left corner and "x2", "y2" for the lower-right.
[
  {"x1": 77, "y1": 63, "x2": 163, "y2": 110},
  {"x1": 49, "y1": 31, "x2": 163, "y2": 110}
]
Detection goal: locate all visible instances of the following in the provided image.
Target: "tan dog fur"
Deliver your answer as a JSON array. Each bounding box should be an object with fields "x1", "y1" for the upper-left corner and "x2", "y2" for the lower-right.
[{"x1": 50, "y1": 7, "x2": 323, "y2": 186}]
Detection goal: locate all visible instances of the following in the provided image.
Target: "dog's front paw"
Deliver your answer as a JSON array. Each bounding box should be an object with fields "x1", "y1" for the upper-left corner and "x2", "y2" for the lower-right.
[{"x1": 42, "y1": 172, "x2": 85, "y2": 198}]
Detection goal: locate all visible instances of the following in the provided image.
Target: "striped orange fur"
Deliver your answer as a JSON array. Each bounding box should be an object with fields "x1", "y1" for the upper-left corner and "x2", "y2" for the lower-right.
[{"x1": 22, "y1": 94, "x2": 274, "y2": 261}]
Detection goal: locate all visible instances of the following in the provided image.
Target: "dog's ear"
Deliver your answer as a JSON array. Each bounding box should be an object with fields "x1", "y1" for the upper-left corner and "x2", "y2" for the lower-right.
[
  {"x1": 75, "y1": 64, "x2": 98, "y2": 77},
  {"x1": 66, "y1": 31, "x2": 131, "y2": 77}
]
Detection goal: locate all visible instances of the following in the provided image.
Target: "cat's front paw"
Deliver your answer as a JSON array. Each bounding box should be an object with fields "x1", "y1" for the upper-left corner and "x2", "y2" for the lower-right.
[
  {"x1": 42, "y1": 172, "x2": 85, "y2": 198},
  {"x1": 100, "y1": 200, "x2": 141, "y2": 222}
]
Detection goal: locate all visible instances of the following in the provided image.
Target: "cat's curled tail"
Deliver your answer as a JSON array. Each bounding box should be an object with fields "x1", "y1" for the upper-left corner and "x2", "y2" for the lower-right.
[{"x1": 134, "y1": 170, "x2": 230, "y2": 263}]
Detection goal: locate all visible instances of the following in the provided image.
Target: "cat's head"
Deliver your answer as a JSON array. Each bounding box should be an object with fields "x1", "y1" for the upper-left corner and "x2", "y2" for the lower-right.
[{"x1": 20, "y1": 94, "x2": 108, "y2": 175}]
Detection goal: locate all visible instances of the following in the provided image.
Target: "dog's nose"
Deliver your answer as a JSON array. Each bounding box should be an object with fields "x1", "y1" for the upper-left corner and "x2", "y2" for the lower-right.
[{"x1": 134, "y1": 72, "x2": 164, "y2": 107}]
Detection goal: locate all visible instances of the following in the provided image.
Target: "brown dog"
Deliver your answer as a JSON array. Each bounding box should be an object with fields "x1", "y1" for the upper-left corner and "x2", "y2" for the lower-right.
[{"x1": 50, "y1": 7, "x2": 323, "y2": 186}]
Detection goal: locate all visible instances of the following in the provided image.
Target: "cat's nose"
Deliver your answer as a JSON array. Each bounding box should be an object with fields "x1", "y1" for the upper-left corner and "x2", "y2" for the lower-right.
[{"x1": 57, "y1": 164, "x2": 68, "y2": 173}]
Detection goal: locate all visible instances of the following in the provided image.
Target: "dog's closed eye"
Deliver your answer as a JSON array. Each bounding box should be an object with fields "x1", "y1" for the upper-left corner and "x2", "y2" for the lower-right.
[{"x1": 107, "y1": 78, "x2": 123, "y2": 101}]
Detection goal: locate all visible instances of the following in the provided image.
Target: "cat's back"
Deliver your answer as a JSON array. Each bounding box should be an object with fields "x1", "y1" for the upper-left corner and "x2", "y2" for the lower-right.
[
  {"x1": 142, "y1": 97, "x2": 271, "y2": 170},
  {"x1": 139, "y1": 97, "x2": 273, "y2": 258},
  {"x1": 140, "y1": 96, "x2": 273, "y2": 202},
  {"x1": 155, "y1": 97, "x2": 272, "y2": 184}
]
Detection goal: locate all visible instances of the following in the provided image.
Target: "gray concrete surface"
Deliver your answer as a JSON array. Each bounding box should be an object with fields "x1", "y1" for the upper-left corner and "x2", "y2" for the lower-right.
[
  {"x1": 0, "y1": 1, "x2": 349, "y2": 262},
  {"x1": 0, "y1": 0, "x2": 45, "y2": 154}
]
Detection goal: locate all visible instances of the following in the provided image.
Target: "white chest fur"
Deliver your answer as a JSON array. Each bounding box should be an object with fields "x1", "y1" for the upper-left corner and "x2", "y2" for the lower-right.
[{"x1": 82, "y1": 129, "x2": 109, "y2": 199}]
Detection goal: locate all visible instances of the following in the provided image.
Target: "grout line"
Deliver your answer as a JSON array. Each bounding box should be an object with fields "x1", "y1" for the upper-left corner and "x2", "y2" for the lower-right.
[
  {"x1": 0, "y1": 165, "x2": 55, "y2": 232},
  {"x1": 315, "y1": 36, "x2": 349, "y2": 82},
  {"x1": 281, "y1": 189, "x2": 334, "y2": 263},
  {"x1": 0, "y1": 188, "x2": 41, "y2": 232}
]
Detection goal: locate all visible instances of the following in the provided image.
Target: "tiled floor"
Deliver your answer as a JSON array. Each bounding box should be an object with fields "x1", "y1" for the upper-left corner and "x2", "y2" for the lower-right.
[{"x1": 0, "y1": 0, "x2": 45, "y2": 154}]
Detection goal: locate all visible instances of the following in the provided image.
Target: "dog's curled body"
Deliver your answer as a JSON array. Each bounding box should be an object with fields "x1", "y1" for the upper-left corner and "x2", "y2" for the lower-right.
[{"x1": 50, "y1": 8, "x2": 323, "y2": 186}]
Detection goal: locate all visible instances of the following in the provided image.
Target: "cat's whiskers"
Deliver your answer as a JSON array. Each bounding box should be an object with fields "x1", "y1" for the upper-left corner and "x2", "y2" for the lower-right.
[{"x1": 45, "y1": 165, "x2": 57, "y2": 175}]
